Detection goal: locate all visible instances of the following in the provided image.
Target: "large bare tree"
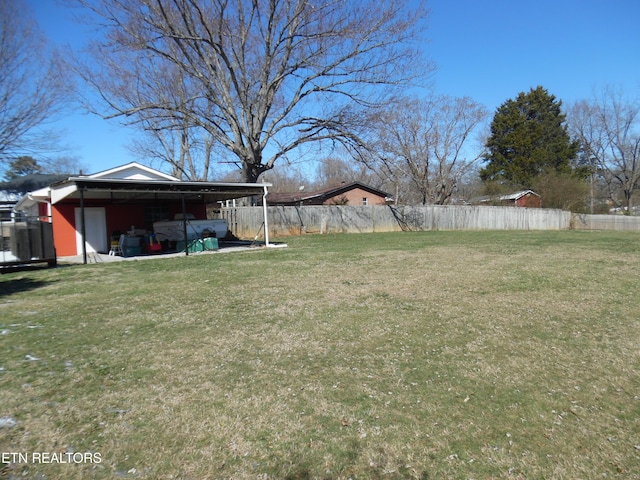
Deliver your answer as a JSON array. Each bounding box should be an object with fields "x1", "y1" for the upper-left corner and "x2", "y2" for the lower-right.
[
  {"x1": 569, "y1": 88, "x2": 640, "y2": 211},
  {"x1": 73, "y1": 0, "x2": 431, "y2": 182},
  {"x1": 129, "y1": 116, "x2": 223, "y2": 181},
  {"x1": 362, "y1": 95, "x2": 488, "y2": 205},
  {"x1": 0, "y1": 0, "x2": 67, "y2": 164}
]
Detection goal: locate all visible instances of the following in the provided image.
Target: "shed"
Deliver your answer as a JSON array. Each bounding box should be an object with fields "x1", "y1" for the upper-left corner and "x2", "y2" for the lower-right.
[
  {"x1": 15, "y1": 163, "x2": 271, "y2": 262},
  {"x1": 477, "y1": 190, "x2": 542, "y2": 208}
]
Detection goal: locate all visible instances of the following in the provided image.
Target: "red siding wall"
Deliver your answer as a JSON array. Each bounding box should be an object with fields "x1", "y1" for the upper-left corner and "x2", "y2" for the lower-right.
[
  {"x1": 38, "y1": 203, "x2": 49, "y2": 219},
  {"x1": 52, "y1": 202, "x2": 208, "y2": 256},
  {"x1": 52, "y1": 204, "x2": 77, "y2": 257},
  {"x1": 105, "y1": 204, "x2": 145, "y2": 237},
  {"x1": 515, "y1": 194, "x2": 542, "y2": 208}
]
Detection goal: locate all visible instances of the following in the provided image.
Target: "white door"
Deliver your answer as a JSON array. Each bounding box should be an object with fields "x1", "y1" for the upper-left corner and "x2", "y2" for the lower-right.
[{"x1": 75, "y1": 207, "x2": 108, "y2": 254}]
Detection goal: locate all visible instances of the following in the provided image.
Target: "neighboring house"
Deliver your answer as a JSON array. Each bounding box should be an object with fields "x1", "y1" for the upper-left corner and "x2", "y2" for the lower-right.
[
  {"x1": 477, "y1": 190, "x2": 542, "y2": 208},
  {"x1": 0, "y1": 191, "x2": 21, "y2": 221},
  {"x1": 15, "y1": 162, "x2": 271, "y2": 257},
  {"x1": 0, "y1": 174, "x2": 68, "y2": 221},
  {"x1": 266, "y1": 181, "x2": 393, "y2": 206}
]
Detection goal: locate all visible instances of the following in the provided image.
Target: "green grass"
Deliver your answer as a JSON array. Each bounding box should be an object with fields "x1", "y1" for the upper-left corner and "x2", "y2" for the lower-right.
[{"x1": 1, "y1": 230, "x2": 640, "y2": 479}]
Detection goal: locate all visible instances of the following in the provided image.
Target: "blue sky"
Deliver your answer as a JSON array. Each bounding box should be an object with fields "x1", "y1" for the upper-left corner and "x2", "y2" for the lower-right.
[
  {"x1": 427, "y1": 0, "x2": 639, "y2": 109},
  {"x1": 26, "y1": 0, "x2": 640, "y2": 176}
]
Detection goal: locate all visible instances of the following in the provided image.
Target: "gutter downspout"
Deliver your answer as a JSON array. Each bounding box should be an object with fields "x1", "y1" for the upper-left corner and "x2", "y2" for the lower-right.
[{"x1": 262, "y1": 185, "x2": 270, "y2": 246}]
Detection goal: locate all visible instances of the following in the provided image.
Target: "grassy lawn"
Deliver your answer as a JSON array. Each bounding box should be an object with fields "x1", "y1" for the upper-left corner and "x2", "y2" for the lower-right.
[{"x1": 1, "y1": 230, "x2": 640, "y2": 479}]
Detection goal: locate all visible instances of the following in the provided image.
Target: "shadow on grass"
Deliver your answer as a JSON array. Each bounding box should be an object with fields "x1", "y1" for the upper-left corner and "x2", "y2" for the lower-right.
[
  {"x1": 0, "y1": 277, "x2": 53, "y2": 298},
  {"x1": 283, "y1": 465, "x2": 431, "y2": 480}
]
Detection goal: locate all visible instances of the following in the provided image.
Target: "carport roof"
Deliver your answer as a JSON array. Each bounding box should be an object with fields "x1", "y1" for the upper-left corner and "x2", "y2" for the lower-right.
[{"x1": 49, "y1": 177, "x2": 271, "y2": 204}]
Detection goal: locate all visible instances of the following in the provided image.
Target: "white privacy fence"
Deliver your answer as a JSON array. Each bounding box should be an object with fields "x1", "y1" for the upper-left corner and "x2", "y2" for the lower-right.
[
  {"x1": 571, "y1": 213, "x2": 640, "y2": 231},
  {"x1": 220, "y1": 205, "x2": 578, "y2": 239}
]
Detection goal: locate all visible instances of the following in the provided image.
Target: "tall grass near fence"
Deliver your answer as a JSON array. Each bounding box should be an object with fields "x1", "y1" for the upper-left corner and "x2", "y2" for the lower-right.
[{"x1": 1, "y1": 230, "x2": 640, "y2": 479}]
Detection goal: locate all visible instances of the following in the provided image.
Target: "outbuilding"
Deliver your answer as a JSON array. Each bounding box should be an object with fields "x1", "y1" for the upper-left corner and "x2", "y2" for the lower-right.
[
  {"x1": 15, "y1": 163, "x2": 271, "y2": 263},
  {"x1": 477, "y1": 190, "x2": 542, "y2": 208}
]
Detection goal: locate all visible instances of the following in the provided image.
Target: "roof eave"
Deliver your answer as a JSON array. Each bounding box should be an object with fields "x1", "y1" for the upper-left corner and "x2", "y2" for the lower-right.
[{"x1": 49, "y1": 178, "x2": 271, "y2": 204}]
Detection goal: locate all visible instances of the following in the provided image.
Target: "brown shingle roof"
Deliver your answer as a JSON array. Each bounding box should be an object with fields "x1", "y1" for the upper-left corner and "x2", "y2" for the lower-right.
[{"x1": 266, "y1": 182, "x2": 392, "y2": 204}]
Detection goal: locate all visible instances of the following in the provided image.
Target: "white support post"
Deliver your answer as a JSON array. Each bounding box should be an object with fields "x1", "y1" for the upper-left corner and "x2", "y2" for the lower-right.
[{"x1": 262, "y1": 185, "x2": 270, "y2": 246}]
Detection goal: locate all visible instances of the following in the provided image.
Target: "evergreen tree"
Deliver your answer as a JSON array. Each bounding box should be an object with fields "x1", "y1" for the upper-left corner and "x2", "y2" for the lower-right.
[
  {"x1": 4, "y1": 156, "x2": 42, "y2": 180},
  {"x1": 480, "y1": 86, "x2": 579, "y2": 188}
]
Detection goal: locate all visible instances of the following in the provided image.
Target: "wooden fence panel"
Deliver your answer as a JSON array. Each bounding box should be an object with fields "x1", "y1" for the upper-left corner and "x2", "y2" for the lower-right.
[
  {"x1": 220, "y1": 205, "x2": 575, "y2": 240},
  {"x1": 571, "y1": 213, "x2": 640, "y2": 231}
]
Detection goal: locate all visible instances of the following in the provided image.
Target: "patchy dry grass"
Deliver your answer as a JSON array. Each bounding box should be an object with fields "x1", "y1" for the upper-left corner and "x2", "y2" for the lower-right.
[{"x1": 1, "y1": 230, "x2": 640, "y2": 479}]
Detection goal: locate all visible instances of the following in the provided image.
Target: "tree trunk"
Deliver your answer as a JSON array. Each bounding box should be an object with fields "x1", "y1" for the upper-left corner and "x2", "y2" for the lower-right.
[
  {"x1": 241, "y1": 161, "x2": 268, "y2": 183},
  {"x1": 624, "y1": 189, "x2": 633, "y2": 213}
]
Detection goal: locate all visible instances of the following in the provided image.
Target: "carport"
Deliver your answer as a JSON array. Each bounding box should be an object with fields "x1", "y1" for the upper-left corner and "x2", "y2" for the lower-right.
[{"x1": 46, "y1": 177, "x2": 271, "y2": 264}]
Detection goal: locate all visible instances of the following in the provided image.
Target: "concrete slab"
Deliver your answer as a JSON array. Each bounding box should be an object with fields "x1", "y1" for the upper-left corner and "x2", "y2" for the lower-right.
[{"x1": 58, "y1": 242, "x2": 287, "y2": 265}]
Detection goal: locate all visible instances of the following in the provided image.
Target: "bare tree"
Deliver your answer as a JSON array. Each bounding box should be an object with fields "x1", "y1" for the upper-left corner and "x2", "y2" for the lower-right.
[
  {"x1": 569, "y1": 88, "x2": 640, "y2": 211},
  {"x1": 0, "y1": 0, "x2": 68, "y2": 164},
  {"x1": 259, "y1": 164, "x2": 307, "y2": 193},
  {"x1": 129, "y1": 118, "x2": 226, "y2": 181},
  {"x1": 42, "y1": 155, "x2": 87, "y2": 176},
  {"x1": 117, "y1": 63, "x2": 226, "y2": 180},
  {"x1": 314, "y1": 156, "x2": 375, "y2": 188},
  {"x1": 363, "y1": 95, "x2": 488, "y2": 205},
  {"x1": 72, "y1": 0, "x2": 432, "y2": 182}
]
